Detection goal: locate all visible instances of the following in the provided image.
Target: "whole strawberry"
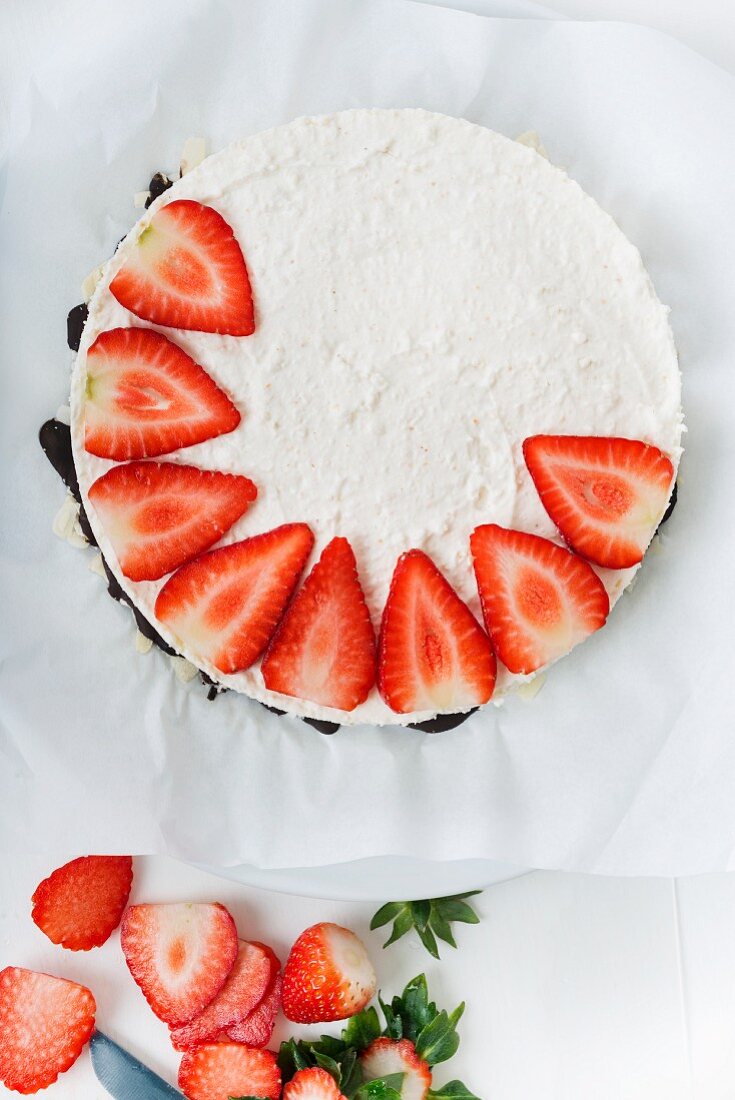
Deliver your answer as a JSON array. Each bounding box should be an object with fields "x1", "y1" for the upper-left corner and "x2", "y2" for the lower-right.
[{"x1": 282, "y1": 923, "x2": 376, "y2": 1023}]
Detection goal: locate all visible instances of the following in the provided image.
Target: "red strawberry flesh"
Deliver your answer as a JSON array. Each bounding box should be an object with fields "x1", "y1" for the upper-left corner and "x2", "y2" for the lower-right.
[
  {"x1": 523, "y1": 434, "x2": 675, "y2": 569},
  {"x1": 110, "y1": 200, "x2": 255, "y2": 336},
  {"x1": 0, "y1": 967, "x2": 96, "y2": 1095},
  {"x1": 360, "y1": 1038, "x2": 431, "y2": 1100},
  {"x1": 378, "y1": 549, "x2": 496, "y2": 714},
  {"x1": 155, "y1": 523, "x2": 314, "y2": 674},
  {"x1": 261, "y1": 536, "x2": 376, "y2": 711},
  {"x1": 470, "y1": 523, "x2": 609, "y2": 675},
  {"x1": 282, "y1": 922, "x2": 376, "y2": 1024},
  {"x1": 170, "y1": 940, "x2": 273, "y2": 1051},
  {"x1": 88, "y1": 461, "x2": 257, "y2": 582},
  {"x1": 226, "y1": 971, "x2": 282, "y2": 1047},
  {"x1": 283, "y1": 1066, "x2": 348, "y2": 1100},
  {"x1": 178, "y1": 1043, "x2": 281, "y2": 1100},
  {"x1": 84, "y1": 327, "x2": 241, "y2": 460},
  {"x1": 31, "y1": 855, "x2": 133, "y2": 951},
  {"x1": 120, "y1": 902, "x2": 238, "y2": 1026}
]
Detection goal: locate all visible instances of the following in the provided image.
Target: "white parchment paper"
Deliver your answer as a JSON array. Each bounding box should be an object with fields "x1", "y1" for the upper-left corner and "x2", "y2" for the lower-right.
[{"x1": 1, "y1": 0, "x2": 734, "y2": 876}]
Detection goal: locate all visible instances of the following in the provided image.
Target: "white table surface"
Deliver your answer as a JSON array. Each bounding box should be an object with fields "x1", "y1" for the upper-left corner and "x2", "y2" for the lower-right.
[
  {"x1": 3, "y1": 855, "x2": 735, "y2": 1099},
  {"x1": 3, "y1": 2, "x2": 735, "y2": 1098}
]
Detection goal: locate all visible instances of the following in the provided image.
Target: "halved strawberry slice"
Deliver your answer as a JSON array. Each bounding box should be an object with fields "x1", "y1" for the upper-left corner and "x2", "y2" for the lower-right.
[
  {"x1": 178, "y1": 1043, "x2": 281, "y2": 1100},
  {"x1": 360, "y1": 1038, "x2": 432, "y2": 1100},
  {"x1": 120, "y1": 902, "x2": 238, "y2": 1027},
  {"x1": 31, "y1": 855, "x2": 133, "y2": 951},
  {"x1": 0, "y1": 967, "x2": 96, "y2": 1094},
  {"x1": 226, "y1": 972, "x2": 282, "y2": 1047},
  {"x1": 283, "y1": 1067, "x2": 348, "y2": 1100},
  {"x1": 470, "y1": 524, "x2": 609, "y2": 675},
  {"x1": 282, "y1": 922, "x2": 376, "y2": 1024},
  {"x1": 84, "y1": 327, "x2": 241, "y2": 460},
  {"x1": 377, "y1": 549, "x2": 496, "y2": 714},
  {"x1": 261, "y1": 537, "x2": 376, "y2": 711},
  {"x1": 87, "y1": 461, "x2": 257, "y2": 582},
  {"x1": 523, "y1": 434, "x2": 675, "y2": 569},
  {"x1": 110, "y1": 200, "x2": 255, "y2": 335},
  {"x1": 170, "y1": 940, "x2": 273, "y2": 1052},
  {"x1": 155, "y1": 523, "x2": 314, "y2": 674}
]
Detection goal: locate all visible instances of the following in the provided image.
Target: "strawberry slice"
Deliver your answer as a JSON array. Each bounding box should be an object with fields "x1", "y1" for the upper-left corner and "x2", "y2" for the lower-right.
[
  {"x1": 110, "y1": 199, "x2": 255, "y2": 336},
  {"x1": 360, "y1": 1038, "x2": 432, "y2": 1100},
  {"x1": 226, "y1": 972, "x2": 282, "y2": 1047},
  {"x1": 282, "y1": 922, "x2": 376, "y2": 1024},
  {"x1": 120, "y1": 903, "x2": 238, "y2": 1027},
  {"x1": 283, "y1": 1067, "x2": 348, "y2": 1100},
  {"x1": 84, "y1": 327, "x2": 241, "y2": 460},
  {"x1": 178, "y1": 1043, "x2": 281, "y2": 1100},
  {"x1": 377, "y1": 549, "x2": 496, "y2": 714},
  {"x1": 0, "y1": 967, "x2": 96, "y2": 1094},
  {"x1": 523, "y1": 434, "x2": 675, "y2": 569},
  {"x1": 155, "y1": 523, "x2": 314, "y2": 674},
  {"x1": 31, "y1": 855, "x2": 133, "y2": 951},
  {"x1": 470, "y1": 524, "x2": 610, "y2": 675},
  {"x1": 88, "y1": 461, "x2": 257, "y2": 582},
  {"x1": 170, "y1": 940, "x2": 273, "y2": 1052},
  {"x1": 261, "y1": 537, "x2": 376, "y2": 711}
]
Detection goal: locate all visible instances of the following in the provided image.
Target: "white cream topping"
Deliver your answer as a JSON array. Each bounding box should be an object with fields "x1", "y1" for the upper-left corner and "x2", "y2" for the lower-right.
[{"x1": 70, "y1": 109, "x2": 683, "y2": 727}]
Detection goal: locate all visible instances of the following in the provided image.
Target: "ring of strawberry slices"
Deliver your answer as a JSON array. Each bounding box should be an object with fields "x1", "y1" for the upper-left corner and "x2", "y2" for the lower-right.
[{"x1": 71, "y1": 193, "x2": 678, "y2": 728}]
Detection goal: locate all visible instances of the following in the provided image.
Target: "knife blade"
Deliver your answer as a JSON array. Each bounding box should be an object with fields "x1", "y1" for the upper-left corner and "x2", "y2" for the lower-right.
[{"x1": 90, "y1": 1030, "x2": 183, "y2": 1099}]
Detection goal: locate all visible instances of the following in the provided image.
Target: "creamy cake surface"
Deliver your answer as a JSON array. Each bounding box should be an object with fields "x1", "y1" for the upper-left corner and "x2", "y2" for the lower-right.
[{"x1": 70, "y1": 108, "x2": 683, "y2": 726}]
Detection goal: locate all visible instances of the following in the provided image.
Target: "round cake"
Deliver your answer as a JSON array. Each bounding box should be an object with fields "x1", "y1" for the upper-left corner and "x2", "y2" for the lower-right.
[{"x1": 69, "y1": 108, "x2": 683, "y2": 727}]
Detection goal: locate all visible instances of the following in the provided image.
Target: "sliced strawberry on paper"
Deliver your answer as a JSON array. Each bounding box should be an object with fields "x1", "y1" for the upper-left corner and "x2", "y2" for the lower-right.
[
  {"x1": 283, "y1": 1066, "x2": 348, "y2": 1100},
  {"x1": 31, "y1": 855, "x2": 133, "y2": 951},
  {"x1": 470, "y1": 523, "x2": 609, "y2": 675},
  {"x1": 523, "y1": 434, "x2": 675, "y2": 569},
  {"x1": 121, "y1": 903, "x2": 238, "y2": 1027},
  {"x1": 377, "y1": 549, "x2": 496, "y2": 714},
  {"x1": 0, "y1": 967, "x2": 96, "y2": 1095},
  {"x1": 360, "y1": 1038, "x2": 432, "y2": 1100},
  {"x1": 282, "y1": 922, "x2": 376, "y2": 1024},
  {"x1": 155, "y1": 523, "x2": 314, "y2": 674},
  {"x1": 226, "y1": 971, "x2": 282, "y2": 1047},
  {"x1": 178, "y1": 1043, "x2": 281, "y2": 1100},
  {"x1": 261, "y1": 537, "x2": 376, "y2": 711},
  {"x1": 110, "y1": 199, "x2": 255, "y2": 336},
  {"x1": 88, "y1": 461, "x2": 257, "y2": 582},
  {"x1": 170, "y1": 940, "x2": 273, "y2": 1052},
  {"x1": 84, "y1": 327, "x2": 241, "y2": 460}
]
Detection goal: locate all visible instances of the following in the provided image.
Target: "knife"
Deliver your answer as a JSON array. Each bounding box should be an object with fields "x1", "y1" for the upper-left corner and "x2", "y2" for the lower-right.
[{"x1": 90, "y1": 1030, "x2": 183, "y2": 1099}]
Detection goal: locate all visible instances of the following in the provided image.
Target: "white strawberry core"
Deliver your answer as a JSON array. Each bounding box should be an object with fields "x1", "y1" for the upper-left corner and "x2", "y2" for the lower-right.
[
  {"x1": 325, "y1": 925, "x2": 376, "y2": 1004},
  {"x1": 72, "y1": 110, "x2": 682, "y2": 724}
]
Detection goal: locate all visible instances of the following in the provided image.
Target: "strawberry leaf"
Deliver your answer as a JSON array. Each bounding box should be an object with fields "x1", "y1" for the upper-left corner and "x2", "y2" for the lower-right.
[
  {"x1": 370, "y1": 902, "x2": 405, "y2": 930},
  {"x1": 342, "y1": 1006, "x2": 383, "y2": 1051},
  {"x1": 371, "y1": 893, "x2": 481, "y2": 958},
  {"x1": 353, "y1": 1074, "x2": 404, "y2": 1100},
  {"x1": 428, "y1": 1082, "x2": 481, "y2": 1099},
  {"x1": 415, "y1": 1003, "x2": 465, "y2": 1066}
]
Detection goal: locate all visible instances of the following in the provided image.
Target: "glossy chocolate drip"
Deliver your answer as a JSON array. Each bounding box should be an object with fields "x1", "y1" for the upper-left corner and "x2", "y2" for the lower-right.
[
  {"x1": 66, "y1": 303, "x2": 89, "y2": 352},
  {"x1": 659, "y1": 480, "x2": 678, "y2": 527},
  {"x1": 145, "y1": 172, "x2": 173, "y2": 208},
  {"x1": 39, "y1": 419, "x2": 80, "y2": 500},
  {"x1": 409, "y1": 709, "x2": 477, "y2": 733}
]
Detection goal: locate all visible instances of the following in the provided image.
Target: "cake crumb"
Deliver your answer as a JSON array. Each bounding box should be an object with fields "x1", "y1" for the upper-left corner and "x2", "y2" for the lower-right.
[
  {"x1": 180, "y1": 137, "x2": 207, "y2": 176},
  {"x1": 81, "y1": 263, "x2": 105, "y2": 302},
  {"x1": 517, "y1": 673, "x2": 546, "y2": 701},
  {"x1": 52, "y1": 493, "x2": 88, "y2": 549},
  {"x1": 170, "y1": 655, "x2": 199, "y2": 683},
  {"x1": 516, "y1": 131, "x2": 549, "y2": 160},
  {"x1": 135, "y1": 630, "x2": 154, "y2": 655},
  {"x1": 88, "y1": 553, "x2": 107, "y2": 577}
]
